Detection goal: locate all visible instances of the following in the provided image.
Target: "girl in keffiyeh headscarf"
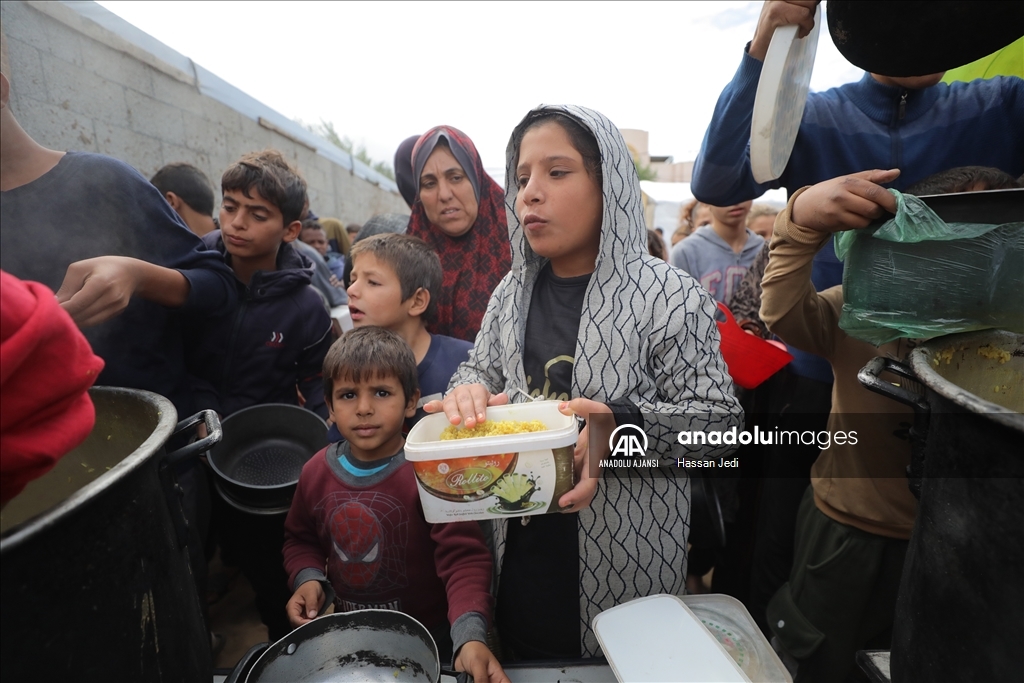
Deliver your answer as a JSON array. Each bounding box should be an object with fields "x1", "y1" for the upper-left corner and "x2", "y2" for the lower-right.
[
  {"x1": 428, "y1": 105, "x2": 742, "y2": 658},
  {"x1": 407, "y1": 126, "x2": 511, "y2": 342}
]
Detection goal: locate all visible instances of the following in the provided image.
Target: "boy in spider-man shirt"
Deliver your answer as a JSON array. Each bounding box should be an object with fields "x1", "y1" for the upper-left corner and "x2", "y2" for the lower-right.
[{"x1": 282, "y1": 327, "x2": 508, "y2": 683}]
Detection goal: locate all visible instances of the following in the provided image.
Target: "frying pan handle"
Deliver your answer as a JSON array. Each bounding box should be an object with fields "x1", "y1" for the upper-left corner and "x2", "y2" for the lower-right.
[
  {"x1": 439, "y1": 670, "x2": 471, "y2": 683},
  {"x1": 164, "y1": 410, "x2": 222, "y2": 468},
  {"x1": 225, "y1": 642, "x2": 269, "y2": 683}
]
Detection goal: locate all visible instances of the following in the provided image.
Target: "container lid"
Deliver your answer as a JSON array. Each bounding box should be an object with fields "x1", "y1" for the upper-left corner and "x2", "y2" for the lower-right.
[
  {"x1": 404, "y1": 400, "x2": 578, "y2": 461},
  {"x1": 750, "y1": 4, "x2": 821, "y2": 183},
  {"x1": 681, "y1": 594, "x2": 793, "y2": 683},
  {"x1": 593, "y1": 594, "x2": 750, "y2": 683}
]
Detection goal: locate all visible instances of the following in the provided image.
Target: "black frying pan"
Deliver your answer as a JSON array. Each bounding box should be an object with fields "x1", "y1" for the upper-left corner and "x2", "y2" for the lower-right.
[
  {"x1": 226, "y1": 610, "x2": 468, "y2": 683},
  {"x1": 207, "y1": 403, "x2": 327, "y2": 513}
]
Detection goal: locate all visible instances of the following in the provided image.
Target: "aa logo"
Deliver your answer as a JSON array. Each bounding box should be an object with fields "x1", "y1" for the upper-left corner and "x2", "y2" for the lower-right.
[{"x1": 608, "y1": 424, "x2": 648, "y2": 458}]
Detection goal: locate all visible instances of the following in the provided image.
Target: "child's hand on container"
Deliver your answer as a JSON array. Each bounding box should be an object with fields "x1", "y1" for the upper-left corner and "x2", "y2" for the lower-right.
[
  {"x1": 423, "y1": 384, "x2": 509, "y2": 428},
  {"x1": 792, "y1": 168, "x2": 900, "y2": 232},
  {"x1": 286, "y1": 580, "x2": 325, "y2": 628},
  {"x1": 455, "y1": 641, "x2": 511, "y2": 683},
  {"x1": 557, "y1": 398, "x2": 612, "y2": 512}
]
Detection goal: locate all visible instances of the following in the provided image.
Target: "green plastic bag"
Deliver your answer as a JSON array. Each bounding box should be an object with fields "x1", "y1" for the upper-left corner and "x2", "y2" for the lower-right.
[{"x1": 836, "y1": 190, "x2": 1024, "y2": 344}]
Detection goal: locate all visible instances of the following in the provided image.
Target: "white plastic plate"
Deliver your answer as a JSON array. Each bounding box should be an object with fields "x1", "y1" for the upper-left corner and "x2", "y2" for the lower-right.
[
  {"x1": 750, "y1": 5, "x2": 821, "y2": 183},
  {"x1": 593, "y1": 594, "x2": 750, "y2": 683}
]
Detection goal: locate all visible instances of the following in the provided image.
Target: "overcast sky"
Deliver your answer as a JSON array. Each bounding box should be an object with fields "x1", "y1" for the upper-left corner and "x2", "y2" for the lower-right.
[{"x1": 97, "y1": 1, "x2": 862, "y2": 174}]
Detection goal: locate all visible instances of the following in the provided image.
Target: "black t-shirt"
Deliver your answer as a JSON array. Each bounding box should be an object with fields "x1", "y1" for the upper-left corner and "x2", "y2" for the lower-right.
[
  {"x1": 0, "y1": 152, "x2": 232, "y2": 416},
  {"x1": 497, "y1": 264, "x2": 590, "y2": 659}
]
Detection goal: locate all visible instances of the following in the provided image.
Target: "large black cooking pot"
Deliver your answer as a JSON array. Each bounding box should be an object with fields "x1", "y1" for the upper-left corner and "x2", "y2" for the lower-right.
[
  {"x1": 859, "y1": 330, "x2": 1023, "y2": 682},
  {"x1": 0, "y1": 387, "x2": 221, "y2": 682}
]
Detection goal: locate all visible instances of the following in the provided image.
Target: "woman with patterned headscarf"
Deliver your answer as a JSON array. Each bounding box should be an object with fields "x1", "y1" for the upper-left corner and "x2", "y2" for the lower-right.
[{"x1": 407, "y1": 126, "x2": 511, "y2": 342}]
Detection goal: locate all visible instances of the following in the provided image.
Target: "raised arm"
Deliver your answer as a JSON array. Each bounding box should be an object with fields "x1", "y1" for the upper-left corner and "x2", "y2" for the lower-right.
[
  {"x1": 56, "y1": 256, "x2": 190, "y2": 327},
  {"x1": 690, "y1": 1, "x2": 818, "y2": 205},
  {"x1": 761, "y1": 169, "x2": 899, "y2": 357}
]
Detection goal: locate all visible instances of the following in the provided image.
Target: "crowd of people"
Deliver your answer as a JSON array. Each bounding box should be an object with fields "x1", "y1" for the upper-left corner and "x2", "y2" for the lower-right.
[{"x1": 2, "y1": 2, "x2": 1022, "y2": 681}]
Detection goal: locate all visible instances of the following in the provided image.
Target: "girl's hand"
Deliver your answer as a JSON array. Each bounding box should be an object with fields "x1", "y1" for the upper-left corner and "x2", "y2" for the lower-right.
[
  {"x1": 423, "y1": 384, "x2": 508, "y2": 429},
  {"x1": 557, "y1": 398, "x2": 612, "y2": 512},
  {"x1": 285, "y1": 581, "x2": 324, "y2": 628}
]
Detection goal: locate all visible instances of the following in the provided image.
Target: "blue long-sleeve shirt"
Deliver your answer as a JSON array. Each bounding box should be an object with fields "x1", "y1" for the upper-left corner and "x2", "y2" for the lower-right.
[{"x1": 691, "y1": 49, "x2": 1024, "y2": 381}]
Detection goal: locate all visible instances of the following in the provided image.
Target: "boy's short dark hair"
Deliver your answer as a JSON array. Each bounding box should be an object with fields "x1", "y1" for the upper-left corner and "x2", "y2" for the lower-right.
[
  {"x1": 322, "y1": 326, "x2": 418, "y2": 404},
  {"x1": 300, "y1": 219, "x2": 324, "y2": 235},
  {"x1": 350, "y1": 234, "x2": 442, "y2": 323},
  {"x1": 906, "y1": 166, "x2": 1021, "y2": 196},
  {"x1": 151, "y1": 163, "x2": 215, "y2": 215},
  {"x1": 221, "y1": 150, "x2": 307, "y2": 225}
]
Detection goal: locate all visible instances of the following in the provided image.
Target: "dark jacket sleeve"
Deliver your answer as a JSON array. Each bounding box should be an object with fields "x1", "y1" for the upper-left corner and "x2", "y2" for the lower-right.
[
  {"x1": 120, "y1": 175, "x2": 234, "y2": 317},
  {"x1": 294, "y1": 241, "x2": 348, "y2": 307},
  {"x1": 690, "y1": 48, "x2": 784, "y2": 206},
  {"x1": 297, "y1": 292, "x2": 334, "y2": 420}
]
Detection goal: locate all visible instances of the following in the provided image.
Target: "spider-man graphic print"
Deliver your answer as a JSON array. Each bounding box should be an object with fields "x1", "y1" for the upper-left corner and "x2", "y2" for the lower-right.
[
  {"x1": 314, "y1": 490, "x2": 409, "y2": 595},
  {"x1": 283, "y1": 447, "x2": 494, "y2": 637}
]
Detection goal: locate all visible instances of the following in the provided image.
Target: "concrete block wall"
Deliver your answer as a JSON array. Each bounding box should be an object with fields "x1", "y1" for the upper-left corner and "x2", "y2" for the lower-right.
[{"x1": 1, "y1": 1, "x2": 408, "y2": 224}]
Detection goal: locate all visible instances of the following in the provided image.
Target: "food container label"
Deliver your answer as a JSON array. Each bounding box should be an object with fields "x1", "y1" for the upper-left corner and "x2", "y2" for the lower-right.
[{"x1": 413, "y1": 449, "x2": 558, "y2": 523}]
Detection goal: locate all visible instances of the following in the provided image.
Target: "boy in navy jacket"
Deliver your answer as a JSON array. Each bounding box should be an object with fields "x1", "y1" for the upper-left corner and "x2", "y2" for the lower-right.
[
  {"x1": 187, "y1": 150, "x2": 333, "y2": 420},
  {"x1": 187, "y1": 150, "x2": 332, "y2": 641}
]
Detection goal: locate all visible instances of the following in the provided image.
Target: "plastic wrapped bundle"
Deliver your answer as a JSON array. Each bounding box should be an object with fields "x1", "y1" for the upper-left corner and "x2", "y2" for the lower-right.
[{"x1": 836, "y1": 190, "x2": 1024, "y2": 344}]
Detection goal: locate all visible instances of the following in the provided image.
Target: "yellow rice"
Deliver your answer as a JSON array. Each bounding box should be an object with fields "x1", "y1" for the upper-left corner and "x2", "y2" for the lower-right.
[
  {"x1": 977, "y1": 344, "x2": 1011, "y2": 364},
  {"x1": 439, "y1": 420, "x2": 547, "y2": 441}
]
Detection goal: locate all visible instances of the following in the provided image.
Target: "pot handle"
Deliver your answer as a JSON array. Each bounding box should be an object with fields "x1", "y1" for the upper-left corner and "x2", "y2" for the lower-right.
[
  {"x1": 225, "y1": 642, "x2": 269, "y2": 683},
  {"x1": 857, "y1": 357, "x2": 929, "y2": 414},
  {"x1": 164, "y1": 410, "x2": 222, "y2": 468},
  {"x1": 858, "y1": 356, "x2": 930, "y2": 499},
  {"x1": 439, "y1": 669, "x2": 470, "y2": 683}
]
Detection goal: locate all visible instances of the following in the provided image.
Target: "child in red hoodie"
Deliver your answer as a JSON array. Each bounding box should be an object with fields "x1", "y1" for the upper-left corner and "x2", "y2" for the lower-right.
[
  {"x1": 1, "y1": 270, "x2": 103, "y2": 507},
  {"x1": 283, "y1": 326, "x2": 507, "y2": 683}
]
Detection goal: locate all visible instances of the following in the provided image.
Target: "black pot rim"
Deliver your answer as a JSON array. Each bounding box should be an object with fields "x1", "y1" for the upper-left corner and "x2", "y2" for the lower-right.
[{"x1": 0, "y1": 387, "x2": 176, "y2": 552}]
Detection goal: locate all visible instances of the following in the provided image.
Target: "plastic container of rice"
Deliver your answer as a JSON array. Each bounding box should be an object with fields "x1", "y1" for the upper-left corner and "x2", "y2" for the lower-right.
[{"x1": 405, "y1": 400, "x2": 578, "y2": 523}]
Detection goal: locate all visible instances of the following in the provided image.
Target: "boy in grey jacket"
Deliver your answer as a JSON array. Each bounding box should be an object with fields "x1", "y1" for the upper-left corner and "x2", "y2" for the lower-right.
[{"x1": 670, "y1": 200, "x2": 764, "y2": 304}]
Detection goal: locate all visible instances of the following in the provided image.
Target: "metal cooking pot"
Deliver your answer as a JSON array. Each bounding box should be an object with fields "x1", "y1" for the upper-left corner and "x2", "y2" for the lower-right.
[
  {"x1": 226, "y1": 610, "x2": 468, "y2": 683},
  {"x1": 207, "y1": 403, "x2": 328, "y2": 514},
  {"x1": 0, "y1": 387, "x2": 221, "y2": 682},
  {"x1": 859, "y1": 329, "x2": 1023, "y2": 682}
]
